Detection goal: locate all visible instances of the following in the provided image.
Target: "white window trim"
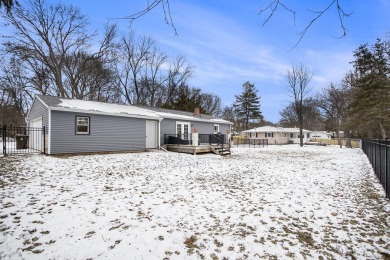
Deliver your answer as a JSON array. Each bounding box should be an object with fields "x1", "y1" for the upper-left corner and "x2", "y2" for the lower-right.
[
  {"x1": 76, "y1": 116, "x2": 90, "y2": 135},
  {"x1": 176, "y1": 121, "x2": 191, "y2": 134}
]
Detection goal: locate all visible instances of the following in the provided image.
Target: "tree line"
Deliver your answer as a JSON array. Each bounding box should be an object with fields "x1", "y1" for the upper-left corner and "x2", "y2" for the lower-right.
[
  {"x1": 1, "y1": 0, "x2": 388, "y2": 140},
  {"x1": 0, "y1": 0, "x2": 222, "y2": 124},
  {"x1": 279, "y1": 38, "x2": 390, "y2": 140}
]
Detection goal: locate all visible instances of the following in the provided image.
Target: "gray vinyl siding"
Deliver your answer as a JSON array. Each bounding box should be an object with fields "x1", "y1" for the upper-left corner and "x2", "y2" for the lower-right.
[
  {"x1": 192, "y1": 121, "x2": 230, "y2": 135},
  {"x1": 160, "y1": 118, "x2": 230, "y2": 145},
  {"x1": 27, "y1": 98, "x2": 48, "y2": 128},
  {"x1": 50, "y1": 110, "x2": 149, "y2": 154},
  {"x1": 160, "y1": 119, "x2": 176, "y2": 146}
]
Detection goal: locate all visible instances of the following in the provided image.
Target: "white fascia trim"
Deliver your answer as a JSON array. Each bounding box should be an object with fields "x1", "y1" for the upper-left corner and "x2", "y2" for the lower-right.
[
  {"x1": 49, "y1": 107, "x2": 161, "y2": 121},
  {"x1": 48, "y1": 108, "x2": 51, "y2": 155},
  {"x1": 160, "y1": 114, "x2": 232, "y2": 125}
]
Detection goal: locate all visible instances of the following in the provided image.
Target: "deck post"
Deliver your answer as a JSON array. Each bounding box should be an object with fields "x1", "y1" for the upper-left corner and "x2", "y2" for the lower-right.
[{"x1": 192, "y1": 130, "x2": 199, "y2": 147}]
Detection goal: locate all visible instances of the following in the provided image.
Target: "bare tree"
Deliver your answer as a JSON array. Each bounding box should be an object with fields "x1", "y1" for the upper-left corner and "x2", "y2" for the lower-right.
[
  {"x1": 3, "y1": 0, "x2": 117, "y2": 99},
  {"x1": 287, "y1": 64, "x2": 313, "y2": 146},
  {"x1": 115, "y1": 33, "x2": 193, "y2": 107},
  {"x1": 221, "y1": 106, "x2": 235, "y2": 123},
  {"x1": 143, "y1": 46, "x2": 168, "y2": 107},
  {"x1": 279, "y1": 98, "x2": 322, "y2": 130},
  {"x1": 201, "y1": 93, "x2": 222, "y2": 116},
  {"x1": 0, "y1": 0, "x2": 17, "y2": 13},
  {"x1": 116, "y1": 33, "x2": 154, "y2": 105},
  {"x1": 163, "y1": 55, "x2": 193, "y2": 107},
  {"x1": 0, "y1": 57, "x2": 30, "y2": 124},
  {"x1": 316, "y1": 83, "x2": 349, "y2": 147}
]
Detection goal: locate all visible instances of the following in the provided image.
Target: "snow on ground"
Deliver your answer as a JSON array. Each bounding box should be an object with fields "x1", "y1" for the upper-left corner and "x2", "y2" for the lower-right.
[{"x1": 0, "y1": 145, "x2": 389, "y2": 259}]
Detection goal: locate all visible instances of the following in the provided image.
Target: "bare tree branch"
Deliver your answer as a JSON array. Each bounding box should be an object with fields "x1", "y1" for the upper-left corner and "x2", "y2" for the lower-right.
[
  {"x1": 260, "y1": 0, "x2": 352, "y2": 50},
  {"x1": 259, "y1": 0, "x2": 296, "y2": 26},
  {"x1": 115, "y1": 0, "x2": 178, "y2": 36}
]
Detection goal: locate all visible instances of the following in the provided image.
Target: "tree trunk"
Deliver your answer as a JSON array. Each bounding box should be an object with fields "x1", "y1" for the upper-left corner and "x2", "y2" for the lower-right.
[
  {"x1": 336, "y1": 128, "x2": 342, "y2": 148},
  {"x1": 379, "y1": 122, "x2": 387, "y2": 139},
  {"x1": 299, "y1": 127, "x2": 303, "y2": 147}
]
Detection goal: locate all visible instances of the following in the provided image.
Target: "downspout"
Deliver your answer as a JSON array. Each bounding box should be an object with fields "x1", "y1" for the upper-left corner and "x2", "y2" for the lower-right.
[
  {"x1": 48, "y1": 108, "x2": 51, "y2": 155},
  {"x1": 158, "y1": 118, "x2": 167, "y2": 151}
]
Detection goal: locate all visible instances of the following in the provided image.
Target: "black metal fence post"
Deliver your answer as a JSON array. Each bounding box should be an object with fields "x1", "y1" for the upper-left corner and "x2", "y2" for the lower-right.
[
  {"x1": 385, "y1": 139, "x2": 388, "y2": 198},
  {"x1": 43, "y1": 126, "x2": 46, "y2": 154},
  {"x1": 2, "y1": 125, "x2": 6, "y2": 156}
]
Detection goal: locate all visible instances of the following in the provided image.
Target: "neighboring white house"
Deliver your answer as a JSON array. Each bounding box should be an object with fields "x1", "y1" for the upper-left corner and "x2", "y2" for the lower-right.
[
  {"x1": 243, "y1": 126, "x2": 290, "y2": 144},
  {"x1": 283, "y1": 127, "x2": 312, "y2": 144},
  {"x1": 311, "y1": 131, "x2": 332, "y2": 139},
  {"x1": 242, "y1": 126, "x2": 316, "y2": 144}
]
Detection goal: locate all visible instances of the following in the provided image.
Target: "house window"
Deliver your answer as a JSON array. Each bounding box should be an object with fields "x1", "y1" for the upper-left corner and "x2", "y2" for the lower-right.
[
  {"x1": 290, "y1": 133, "x2": 294, "y2": 138},
  {"x1": 267, "y1": 132, "x2": 273, "y2": 138},
  {"x1": 76, "y1": 116, "x2": 90, "y2": 134},
  {"x1": 307, "y1": 133, "x2": 310, "y2": 138},
  {"x1": 213, "y1": 124, "x2": 219, "y2": 134}
]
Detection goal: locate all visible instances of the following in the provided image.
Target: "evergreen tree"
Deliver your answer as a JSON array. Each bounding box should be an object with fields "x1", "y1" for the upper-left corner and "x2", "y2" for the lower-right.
[
  {"x1": 233, "y1": 81, "x2": 263, "y2": 130},
  {"x1": 348, "y1": 39, "x2": 390, "y2": 138},
  {"x1": 162, "y1": 84, "x2": 205, "y2": 113}
]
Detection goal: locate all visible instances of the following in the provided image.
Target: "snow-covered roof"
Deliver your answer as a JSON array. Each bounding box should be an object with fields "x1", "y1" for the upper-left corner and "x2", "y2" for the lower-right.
[
  {"x1": 283, "y1": 127, "x2": 312, "y2": 133},
  {"x1": 243, "y1": 126, "x2": 312, "y2": 133},
  {"x1": 311, "y1": 131, "x2": 332, "y2": 134},
  {"x1": 243, "y1": 126, "x2": 287, "y2": 133},
  {"x1": 34, "y1": 95, "x2": 232, "y2": 124},
  {"x1": 56, "y1": 98, "x2": 161, "y2": 119}
]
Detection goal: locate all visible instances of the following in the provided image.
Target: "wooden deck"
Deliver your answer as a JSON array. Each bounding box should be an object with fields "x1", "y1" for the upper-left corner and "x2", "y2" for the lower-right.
[
  {"x1": 165, "y1": 144, "x2": 213, "y2": 155},
  {"x1": 165, "y1": 144, "x2": 231, "y2": 156}
]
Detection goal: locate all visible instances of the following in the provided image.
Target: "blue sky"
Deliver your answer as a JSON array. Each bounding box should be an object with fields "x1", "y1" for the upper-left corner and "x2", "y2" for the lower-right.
[{"x1": 6, "y1": 0, "x2": 390, "y2": 122}]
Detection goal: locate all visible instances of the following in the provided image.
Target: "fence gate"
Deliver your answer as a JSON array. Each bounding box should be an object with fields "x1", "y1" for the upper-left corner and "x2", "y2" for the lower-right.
[{"x1": 2, "y1": 125, "x2": 46, "y2": 156}]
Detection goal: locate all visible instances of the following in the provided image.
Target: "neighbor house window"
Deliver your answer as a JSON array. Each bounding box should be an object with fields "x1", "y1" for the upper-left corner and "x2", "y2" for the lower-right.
[{"x1": 76, "y1": 116, "x2": 90, "y2": 134}]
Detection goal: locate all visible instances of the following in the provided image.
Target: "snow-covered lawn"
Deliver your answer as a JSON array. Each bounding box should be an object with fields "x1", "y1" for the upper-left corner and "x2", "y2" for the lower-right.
[{"x1": 0, "y1": 145, "x2": 389, "y2": 259}]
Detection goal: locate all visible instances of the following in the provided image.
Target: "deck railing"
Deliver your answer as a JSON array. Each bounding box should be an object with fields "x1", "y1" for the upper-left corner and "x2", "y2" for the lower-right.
[
  {"x1": 164, "y1": 133, "x2": 230, "y2": 153},
  {"x1": 199, "y1": 133, "x2": 230, "y2": 153},
  {"x1": 164, "y1": 133, "x2": 193, "y2": 145}
]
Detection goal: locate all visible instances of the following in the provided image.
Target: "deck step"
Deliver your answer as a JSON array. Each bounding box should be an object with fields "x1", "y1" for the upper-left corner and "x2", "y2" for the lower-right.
[
  {"x1": 210, "y1": 146, "x2": 230, "y2": 156},
  {"x1": 219, "y1": 151, "x2": 231, "y2": 156}
]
